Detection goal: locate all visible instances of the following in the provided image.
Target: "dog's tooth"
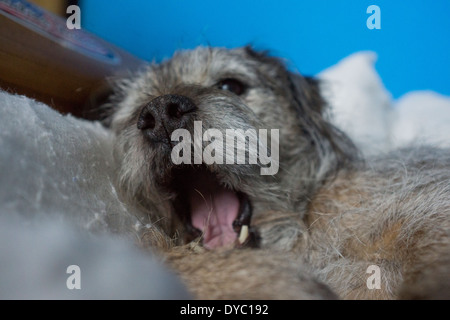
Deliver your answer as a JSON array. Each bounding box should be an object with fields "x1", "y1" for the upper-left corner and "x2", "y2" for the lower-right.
[{"x1": 238, "y1": 225, "x2": 249, "y2": 244}]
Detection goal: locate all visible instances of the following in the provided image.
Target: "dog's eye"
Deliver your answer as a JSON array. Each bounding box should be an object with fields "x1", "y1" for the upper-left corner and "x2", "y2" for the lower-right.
[{"x1": 217, "y1": 78, "x2": 246, "y2": 96}]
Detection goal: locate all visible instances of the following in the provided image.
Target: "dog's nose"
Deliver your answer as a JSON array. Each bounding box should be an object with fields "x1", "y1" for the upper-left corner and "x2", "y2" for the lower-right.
[{"x1": 137, "y1": 94, "x2": 197, "y2": 143}]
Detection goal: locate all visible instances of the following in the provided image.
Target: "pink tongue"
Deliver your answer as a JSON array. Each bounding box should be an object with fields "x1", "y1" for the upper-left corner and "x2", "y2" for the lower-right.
[{"x1": 189, "y1": 178, "x2": 239, "y2": 249}]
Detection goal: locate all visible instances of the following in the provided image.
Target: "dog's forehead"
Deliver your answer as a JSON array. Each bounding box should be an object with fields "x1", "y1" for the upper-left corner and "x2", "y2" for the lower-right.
[{"x1": 161, "y1": 47, "x2": 261, "y2": 84}]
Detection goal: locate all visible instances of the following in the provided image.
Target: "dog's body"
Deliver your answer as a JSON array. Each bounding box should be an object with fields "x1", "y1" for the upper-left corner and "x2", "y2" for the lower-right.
[
  {"x1": 305, "y1": 147, "x2": 450, "y2": 299},
  {"x1": 108, "y1": 47, "x2": 450, "y2": 299}
]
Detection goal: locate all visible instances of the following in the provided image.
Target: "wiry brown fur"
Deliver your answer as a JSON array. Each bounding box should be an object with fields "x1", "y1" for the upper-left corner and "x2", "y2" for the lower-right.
[
  {"x1": 303, "y1": 147, "x2": 450, "y2": 299},
  {"x1": 138, "y1": 224, "x2": 338, "y2": 299},
  {"x1": 108, "y1": 46, "x2": 450, "y2": 299}
]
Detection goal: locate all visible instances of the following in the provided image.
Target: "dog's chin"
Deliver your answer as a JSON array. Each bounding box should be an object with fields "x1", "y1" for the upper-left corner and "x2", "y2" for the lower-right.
[{"x1": 165, "y1": 165, "x2": 259, "y2": 249}]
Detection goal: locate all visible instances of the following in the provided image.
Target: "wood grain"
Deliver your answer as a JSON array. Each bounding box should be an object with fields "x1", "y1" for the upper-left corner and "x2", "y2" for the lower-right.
[{"x1": 0, "y1": 7, "x2": 144, "y2": 119}]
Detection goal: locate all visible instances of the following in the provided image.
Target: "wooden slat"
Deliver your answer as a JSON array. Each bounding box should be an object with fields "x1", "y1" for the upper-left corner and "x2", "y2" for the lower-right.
[
  {"x1": 0, "y1": 5, "x2": 145, "y2": 119},
  {"x1": 28, "y1": 0, "x2": 66, "y2": 16}
]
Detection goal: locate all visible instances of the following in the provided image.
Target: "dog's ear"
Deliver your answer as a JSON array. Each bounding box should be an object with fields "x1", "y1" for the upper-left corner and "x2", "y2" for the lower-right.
[
  {"x1": 286, "y1": 69, "x2": 359, "y2": 167},
  {"x1": 243, "y1": 46, "x2": 357, "y2": 165},
  {"x1": 303, "y1": 76, "x2": 324, "y2": 114},
  {"x1": 287, "y1": 72, "x2": 324, "y2": 116},
  {"x1": 244, "y1": 45, "x2": 272, "y2": 64},
  {"x1": 244, "y1": 46, "x2": 324, "y2": 116},
  {"x1": 285, "y1": 70, "x2": 329, "y2": 139}
]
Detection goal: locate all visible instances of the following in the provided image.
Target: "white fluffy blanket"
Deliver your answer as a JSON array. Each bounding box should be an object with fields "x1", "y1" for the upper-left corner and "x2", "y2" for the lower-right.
[{"x1": 319, "y1": 52, "x2": 450, "y2": 155}]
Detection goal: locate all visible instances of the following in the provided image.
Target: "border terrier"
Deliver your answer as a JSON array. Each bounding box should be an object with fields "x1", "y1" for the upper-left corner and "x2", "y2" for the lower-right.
[{"x1": 107, "y1": 46, "x2": 450, "y2": 299}]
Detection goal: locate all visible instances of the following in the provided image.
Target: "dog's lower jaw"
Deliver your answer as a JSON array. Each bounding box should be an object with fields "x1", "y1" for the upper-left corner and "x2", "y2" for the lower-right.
[{"x1": 168, "y1": 166, "x2": 260, "y2": 249}]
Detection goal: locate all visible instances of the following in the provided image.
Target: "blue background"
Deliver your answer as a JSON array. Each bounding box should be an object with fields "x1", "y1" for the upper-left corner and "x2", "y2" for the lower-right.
[{"x1": 80, "y1": 0, "x2": 450, "y2": 99}]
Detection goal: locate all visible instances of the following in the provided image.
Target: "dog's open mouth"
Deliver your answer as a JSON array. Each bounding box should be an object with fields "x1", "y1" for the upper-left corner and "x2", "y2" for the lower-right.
[{"x1": 169, "y1": 166, "x2": 258, "y2": 249}]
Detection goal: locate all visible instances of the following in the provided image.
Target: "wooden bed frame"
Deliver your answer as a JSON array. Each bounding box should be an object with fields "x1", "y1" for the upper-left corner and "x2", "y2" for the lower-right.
[{"x1": 0, "y1": 0, "x2": 144, "y2": 119}]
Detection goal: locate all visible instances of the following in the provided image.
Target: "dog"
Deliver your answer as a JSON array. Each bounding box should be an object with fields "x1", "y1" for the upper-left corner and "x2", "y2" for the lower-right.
[{"x1": 107, "y1": 46, "x2": 450, "y2": 299}]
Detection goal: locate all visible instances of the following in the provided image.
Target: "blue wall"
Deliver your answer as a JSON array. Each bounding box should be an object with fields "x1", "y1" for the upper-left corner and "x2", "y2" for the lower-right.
[{"x1": 81, "y1": 0, "x2": 450, "y2": 99}]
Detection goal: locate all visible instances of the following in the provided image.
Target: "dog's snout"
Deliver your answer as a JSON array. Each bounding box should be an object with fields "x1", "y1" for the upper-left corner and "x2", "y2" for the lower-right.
[{"x1": 137, "y1": 94, "x2": 197, "y2": 142}]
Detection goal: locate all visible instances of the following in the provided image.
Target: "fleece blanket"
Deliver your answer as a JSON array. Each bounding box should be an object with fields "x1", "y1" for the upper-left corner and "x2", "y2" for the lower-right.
[
  {"x1": 0, "y1": 52, "x2": 449, "y2": 299},
  {"x1": 319, "y1": 51, "x2": 450, "y2": 155},
  {"x1": 0, "y1": 92, "x2": 189, "y2": 299}
]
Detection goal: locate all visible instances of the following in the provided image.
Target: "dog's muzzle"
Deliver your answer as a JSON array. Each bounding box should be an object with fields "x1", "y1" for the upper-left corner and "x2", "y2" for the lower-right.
[{"x1": 136, "y1": 94, "x2": 259, "y2": 250}]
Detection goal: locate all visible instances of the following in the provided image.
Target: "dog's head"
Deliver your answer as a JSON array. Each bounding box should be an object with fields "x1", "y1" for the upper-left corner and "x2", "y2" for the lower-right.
[{"x1": 109, "y1": 46, "x2": 355, "y2": 250}]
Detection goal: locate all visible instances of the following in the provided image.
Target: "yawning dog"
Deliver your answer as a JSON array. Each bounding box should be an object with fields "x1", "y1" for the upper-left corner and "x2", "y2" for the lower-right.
[{"x1": 108, "y1": 46, "x2": 450, "y2": 299}]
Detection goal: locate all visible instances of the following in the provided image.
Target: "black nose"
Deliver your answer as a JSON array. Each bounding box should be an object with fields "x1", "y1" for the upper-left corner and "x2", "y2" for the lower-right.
[{"x1": 137, "y1": 94, "x2": 197, "y2": 143}]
